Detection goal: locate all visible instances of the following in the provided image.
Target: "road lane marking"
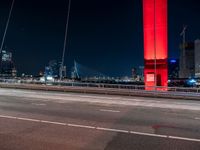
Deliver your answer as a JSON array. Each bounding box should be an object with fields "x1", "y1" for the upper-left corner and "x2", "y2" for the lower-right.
[
  {"x1": 130, "y1": 131, "x2": 168, "y2": 138},
  {"x1": 31, "y1": 103, "x2": 46, "y2": 106},
  {"x1": 57, "y1": 101, "x2": 66, "y2": 104},
  {"x1": 68, "y1": 124, "x2": 95, "y2": 129},
  {"x1": 168, "y1": 136, "x2": 200, "y2": 142},
  {"x1": 0, "y1": 115, "x2": 16, "y2": 119},
  {"x1": 194, "y1": 117, "x2": 200, "y2": 120},
  {"x1": 1, "y1": 114, "x2": 200, "y2": 142},
  {"x1": 99, "y1": 109, "x2": 120, "y2": 113},
  {"x1": 41, "y1": 120, "x2": 67, "y2": 125},
  {"x1": 16, "y1": 117, "x2": 40, "y2": 122},
  {"x1": 96, "y1": 127, "x2": 129, "y2": 133}
]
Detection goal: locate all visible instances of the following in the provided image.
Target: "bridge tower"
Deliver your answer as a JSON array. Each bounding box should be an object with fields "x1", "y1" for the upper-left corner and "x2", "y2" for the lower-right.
[{"x1": 143, "y1": 0, "x2": 168, "y2": 90}]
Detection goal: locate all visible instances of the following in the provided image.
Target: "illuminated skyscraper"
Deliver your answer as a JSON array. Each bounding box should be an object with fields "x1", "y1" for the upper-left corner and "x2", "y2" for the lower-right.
[
  {"x1": 1, "y1": 50, "x2": 12, "y2": 62},
  {"x1": 0, "y1": 50, "x2": 16, "y2": 77},
  {"x1": 143, "y1": 0, "x2": 168, "y2": 90},
  {"x1": 195, "y1": 40, "x2": 200, "y2": 77},
  {"x1": 179, "y1": 42, "x2": 195, "y2": 78},
  {"x1": 168, "y1": 58, "x2": 179, "y2": 79},
  {"x1": 45, "y1": 60, "x2": 66, "y2": 78}
]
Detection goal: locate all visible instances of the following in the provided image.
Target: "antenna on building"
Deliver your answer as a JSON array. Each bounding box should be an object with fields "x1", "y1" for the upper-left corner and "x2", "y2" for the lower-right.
[
  {"x1": 180, "y1": 25, "x2": 187, "y2": 41},
  {"x1": 0, "y1": 0, "x2": 15, "y2": 54},
  {"x1": 180, "y1": 25, "x2": 187, "y2": 51},
  {"x1": 60, "y1": 0, "x2": 72, "y2": 80},
  {"x1": 180, "y1": 25, "x2": 187, "y2": 77}
]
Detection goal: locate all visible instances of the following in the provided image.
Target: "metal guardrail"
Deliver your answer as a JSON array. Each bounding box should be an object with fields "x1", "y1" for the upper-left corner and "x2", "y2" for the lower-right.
[
  {"x1": 0, "y1": 79, "x2": 200, "y2": 100},
  {"x1": 0, "y1": 78, "x2": 200, "y2": 94}
]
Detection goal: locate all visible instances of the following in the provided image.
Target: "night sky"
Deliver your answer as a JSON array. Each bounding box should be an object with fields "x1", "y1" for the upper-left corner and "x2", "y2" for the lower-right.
[{"x1": 0, "y1": 0, "x2": 200, "y2": 77}]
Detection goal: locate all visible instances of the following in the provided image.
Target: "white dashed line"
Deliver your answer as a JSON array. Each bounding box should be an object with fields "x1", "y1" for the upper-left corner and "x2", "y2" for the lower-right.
[
  {"x1": 0, "y1": 114, "x2": 200, "y2": 142},
  {"x1": 194, "y1": 117, "x2": 200, "y2": 120},
  {"x1": 99, "y1": 109, "x2": 120, "y2": 113},
  {"x1": 31, "y1": 103, "x2": 46, "y2": 106},
  {"x1": 56, "y1": 101, "x2": 66, "y2": 104}
]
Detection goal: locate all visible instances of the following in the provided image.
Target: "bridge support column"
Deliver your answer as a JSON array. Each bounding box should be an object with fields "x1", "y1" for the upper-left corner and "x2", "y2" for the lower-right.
[{"x1": 143, "y1": 0, "x2": 168, "y2": 90}]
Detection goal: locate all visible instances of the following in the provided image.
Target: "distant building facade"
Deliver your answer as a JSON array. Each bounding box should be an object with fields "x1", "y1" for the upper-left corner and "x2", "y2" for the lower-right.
[
  {"x1": 131, "y1": 68, "x2": 137, "y2": 79},
  {"x1": 0, "y1": 50, "x2": 17, "y2": 77},
  {"x1": 168, "y1": 58, "x2": 179, "y2": 79},
  {"x1": 179, "y1": 42, "x2": 195, "y2": 78},
  {"x1": 195, "y1": 39, "x2": 200, "y2": 77},
  {"x1": 45, "y1": 60, "x2": 66, "y2": 78},
  {"x1": 49, "y1": 60, "x2": 60, "y2": 77}
]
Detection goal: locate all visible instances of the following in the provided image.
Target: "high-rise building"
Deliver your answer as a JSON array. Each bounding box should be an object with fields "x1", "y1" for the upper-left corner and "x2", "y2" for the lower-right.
[
  {"x1": 45, "y1": 60, "x2": 66, "y2": 78},
  {"x1": 131, "y1": 68, "x2": 137, "y2": 79},
  {"x1": 2, "y1": 50, "x2": 12, "y2": 62},
  {"x1": 179, "y1": 42, "x2": 195, "y2": 78},
  {"x1": 195, "y1": 39, "x2": 200, "y2": 77},
  {"x1": 49, "y1": 60, "x2": 60, "y2": 78},
  {"x1": 168, "y1": 58, "x2": 179, "y2": 79},
  {"x1": 0, "y1": 50, "x2": 16, "y2": 77}
]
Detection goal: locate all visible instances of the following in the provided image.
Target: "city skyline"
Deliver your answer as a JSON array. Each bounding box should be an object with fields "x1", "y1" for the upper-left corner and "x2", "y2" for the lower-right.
[{"x1": 0, "y1": 0, "x2": 200, "y2": 76}]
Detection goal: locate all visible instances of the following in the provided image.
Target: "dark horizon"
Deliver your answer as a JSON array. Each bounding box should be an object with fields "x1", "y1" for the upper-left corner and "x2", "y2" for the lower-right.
[{"x1": 0, "y1": 0, "x2": 200, "y2": 77}]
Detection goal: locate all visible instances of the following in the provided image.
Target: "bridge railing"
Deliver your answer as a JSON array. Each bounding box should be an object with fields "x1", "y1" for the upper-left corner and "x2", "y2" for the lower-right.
[{"x1": 0, "y1": 78, "x2": 200, "y2": 94}]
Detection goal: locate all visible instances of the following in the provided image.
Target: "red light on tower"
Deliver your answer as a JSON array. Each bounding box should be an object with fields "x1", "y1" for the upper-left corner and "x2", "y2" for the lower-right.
[{"x1": 143, "y1": 0, "x2": 168, "y2": 90}]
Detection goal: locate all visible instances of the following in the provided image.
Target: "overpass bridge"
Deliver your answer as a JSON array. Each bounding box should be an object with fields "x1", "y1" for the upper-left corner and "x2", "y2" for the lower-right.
[{"x1": 0, "y1": 86, "x2": 200, "y2": 150}]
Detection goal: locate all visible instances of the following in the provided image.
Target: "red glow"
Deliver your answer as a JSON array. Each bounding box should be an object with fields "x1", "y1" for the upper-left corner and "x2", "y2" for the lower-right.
[{"x1": 143, "y1": 0, "x2": 168, "y2": 90}]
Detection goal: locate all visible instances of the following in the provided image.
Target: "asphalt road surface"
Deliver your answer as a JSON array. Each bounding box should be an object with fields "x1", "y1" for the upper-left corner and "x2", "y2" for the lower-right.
[{"x1": 0, "y1": 88, "x2": 200, "y2": 150}]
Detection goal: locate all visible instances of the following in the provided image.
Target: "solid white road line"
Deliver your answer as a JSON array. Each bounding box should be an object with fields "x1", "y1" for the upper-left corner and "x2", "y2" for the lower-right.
[
  {"x1": 96, "y1": 127, "x2": 129, "y2": 133},
  {"x1": 130, "y1": 131, "x2": 168, "y2": 138},
  {"x1": 16, "y1": 117, "x2": 40, "y2": 122},
  {"x1": 0, "y1": 114, "x2": 200, "y2": 142},
  {"x1": 68, "y1": 124, "x2": 95, "y2": 129},
  {"x1": 41, "y1": 120, "x2": 66, "y2": 126},
  {"x1": 0, "y1": 115, "x2": 17, "y2": 119},
  {"x1": 99, "y1": 109, "x2": 120, "y2": 113},
  {"x1": 169, "y1": 136, "x2": 200, "y2": 142}
]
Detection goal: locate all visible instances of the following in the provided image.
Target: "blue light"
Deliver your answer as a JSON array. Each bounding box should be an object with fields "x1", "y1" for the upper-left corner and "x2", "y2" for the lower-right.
[
  {"x1": 189, "y1": 79, "x2": 196, "y2": 83},
  {"x1": 170, "y1": 59, "x2": 176, "y2": 63}
]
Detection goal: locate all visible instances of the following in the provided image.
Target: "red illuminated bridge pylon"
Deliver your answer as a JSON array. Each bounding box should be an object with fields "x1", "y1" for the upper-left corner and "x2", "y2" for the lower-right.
[{"x1": 143, "y1": 0, "x2": 168, "y2": 90}]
